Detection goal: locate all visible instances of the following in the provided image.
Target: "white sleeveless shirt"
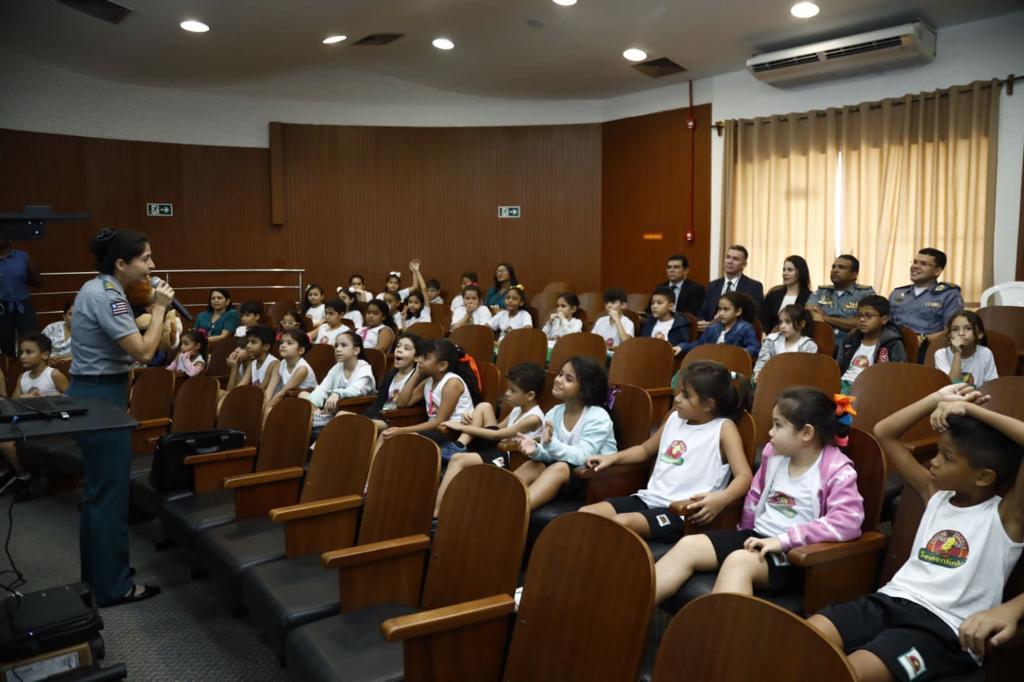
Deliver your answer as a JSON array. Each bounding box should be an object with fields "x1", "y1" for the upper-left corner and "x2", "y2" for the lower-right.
[
  {"x1": 506, "y1": 404, "x2": 545, "y2": 440},
  {"x1": 19, "y1": 366, "x2": 60, "y2": 396},
  {"x1": 275, "y1": 357, "x2": 317, "y2": 395},
  {"x1": 424, "y1": 373, "x2": 474, "y2": 419},
  {"x1": 250, "y1": 354, "x2": 276, "y2": 388},
  {"x1": 880, "y1": 490, "x2": 1023, "y2": 635},
  {"x1": 383, "y1": 367, "x2": 415, "y2": 411},
  {"x1": 637, "y1": 414, "x2": 731, "y2": 509}
]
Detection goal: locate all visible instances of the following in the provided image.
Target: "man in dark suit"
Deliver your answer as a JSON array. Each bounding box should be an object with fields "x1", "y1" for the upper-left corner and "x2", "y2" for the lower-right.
[
  {"x1": 698, "y1": 244, "x2": 764, "y2": 329},
  {"x1": 647, "y1": 254, "x2": 705, "y2": 318}
]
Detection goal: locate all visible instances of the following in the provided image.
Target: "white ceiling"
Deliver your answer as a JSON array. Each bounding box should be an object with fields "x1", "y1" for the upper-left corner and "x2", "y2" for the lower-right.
[{"x1": 0, "y1": 0, "x2": 1017, "y2": 100}]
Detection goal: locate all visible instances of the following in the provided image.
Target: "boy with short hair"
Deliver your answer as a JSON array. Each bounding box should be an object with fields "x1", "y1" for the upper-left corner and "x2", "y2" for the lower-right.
[
  {"x1": 837, "y1": 295, "x2": 907, "y2": 392},
  {"x1": 809, "y1": 385, "x2": 1024, "y2": 681},
  {"x1": 640, "y1": 286, "x2": 691, "y2": 356},
  {"x1": 235, "y1": 300, "x2": 263, "y2": 338},
  {"x1": 591, "y1": 288, "x2": 636, "y2": 351},
  {"x1": 228, "y1": 325, "x2": 278, "y2": 391}
]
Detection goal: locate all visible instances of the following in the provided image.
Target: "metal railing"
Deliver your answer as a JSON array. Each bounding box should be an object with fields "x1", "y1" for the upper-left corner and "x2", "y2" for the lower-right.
[{"x1": 36, "y1": 268, "x2": 305, "y2": 317}]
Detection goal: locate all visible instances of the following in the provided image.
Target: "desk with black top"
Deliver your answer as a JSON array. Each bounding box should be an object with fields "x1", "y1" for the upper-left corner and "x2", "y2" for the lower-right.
[{"x1": 0, "y1": 398, "x2": 137, "y2": 443}]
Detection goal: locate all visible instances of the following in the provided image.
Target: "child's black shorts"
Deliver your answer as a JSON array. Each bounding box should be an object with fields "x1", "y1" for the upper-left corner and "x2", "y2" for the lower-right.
[
  {"x1": 606, "y1": 495, "x2": 686, "y2": 543},
  {"x1": 701, "y1": 528, "x2": 801, "y2": 594},
  {"x1": 816, "y1": 593, "x2": 977, "y2": 681}
]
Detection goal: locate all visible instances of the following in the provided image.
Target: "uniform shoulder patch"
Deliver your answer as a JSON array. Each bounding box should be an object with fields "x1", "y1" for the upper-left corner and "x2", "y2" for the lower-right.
[
  {"x1": 936, "y1": 282, "x2": 961, "y2": 291},
  {"x1": 110, "y1": 300, "x2": 130, "y2": 316}
]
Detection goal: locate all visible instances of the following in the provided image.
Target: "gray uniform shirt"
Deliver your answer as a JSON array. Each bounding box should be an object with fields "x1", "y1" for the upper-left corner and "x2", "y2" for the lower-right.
[
  {"x1": 888, "y1": 282, "x2": 964, "y2": 335},
  {"x1": 807, "y1": 284, "x2": 876, "y2": 320},
  {"x1": 70, "y1": 274, "x2": 139, "y2": 375}
]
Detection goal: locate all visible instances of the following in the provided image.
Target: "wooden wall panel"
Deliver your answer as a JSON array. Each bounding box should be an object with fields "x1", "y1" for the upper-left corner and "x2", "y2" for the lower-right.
[
  {"x1": 601, "y1": 104, "x2": 712, "y2": 295},
  {"x1": 278, "y1": 123, "x2": 602, "y2": 298}
]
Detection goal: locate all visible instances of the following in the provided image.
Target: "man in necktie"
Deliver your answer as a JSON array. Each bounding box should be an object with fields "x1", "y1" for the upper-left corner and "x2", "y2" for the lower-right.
[
  {"x1": 646, "y1": 254, "x2": 705, "y2": 318},
  {"x1": 698, "y1": 245, "x2": 764, "y2": 327}
]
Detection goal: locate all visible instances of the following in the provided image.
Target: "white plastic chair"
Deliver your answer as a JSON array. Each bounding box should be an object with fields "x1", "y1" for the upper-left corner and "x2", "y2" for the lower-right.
[{"x1": 980, "y1": 282, "x2": 1024, "y2": 307}]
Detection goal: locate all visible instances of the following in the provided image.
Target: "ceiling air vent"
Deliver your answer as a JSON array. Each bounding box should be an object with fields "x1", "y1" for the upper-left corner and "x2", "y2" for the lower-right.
[
  {"x1": 353, "y1": 33, "x2": 405, "y2": 46},
  {"x1": 57, "y1": 0, "x2": 132, "y2": 24},
  {"x1": 632, "y1": 57, "x2": 687, "y2": 79}
]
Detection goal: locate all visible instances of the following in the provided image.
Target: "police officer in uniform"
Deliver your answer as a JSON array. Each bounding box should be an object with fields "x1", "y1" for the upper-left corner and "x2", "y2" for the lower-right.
[
  {"x1": 806, "y1": 254, "x2": 875, "y2": 346},
  {"x1": 68, "y1": 229, "x2": 173, "y2": 606},
  {"x1": 889, "y1": 247, "x2": 964, "y2": 351}
]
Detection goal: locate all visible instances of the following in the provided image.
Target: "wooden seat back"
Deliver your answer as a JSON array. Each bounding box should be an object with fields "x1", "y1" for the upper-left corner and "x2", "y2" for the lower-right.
[
  {"x1": 539, "y1": 281, "x2": 573, "y2": 297},
  {"x1": 362, "y1": 347, "x2": 387, "y2": 385},
  {"x1": 608, "y1": 337, "x2": 673, "y2": 389},
  {"x1": 265, "y1": 300, "x2": 293, "y2": 324},
  {"x1": 449, "y1": 325, "x2": 495, "y2": 365},
  {"x1": 305, "y1": 343, "x2": 336, "y2": 383},
  {"x1": 549, "y1": 332, "x2": 607, "y2": 372},
  {"x1": 405, "y1": 321, "x2": 444, "y2": 340},
  {"x1": 845, "y1": 427, "x2": 886, "y2": 533},
  {"x1": 978, "y1": 305, "x2": 1024, "y2": 351},
  {"x1": 217, "y1": 385, "x2": 264, "y2": 447},
  {"x1": 503, "y1": 514, "x2": 653, "y2": 682},
  {"x1": 531, "y1": 291, "x2": 560, "y2": 326},
  {"x1": 609, "y1": 383, "x2": 653, "y2": 449},
  {"x1": 428, "y1": 303, "x2": 451, "y2": 334},
  {"x1": 299, "y1": 414, "x2": 376, "y2": 504},
  {"x1": 626, "y1": 292, "x2": 649, "y2": 313},
  {"x1": 128, "y1": 367, "x2": 174, "y2": 420},
  {"x1": 577, "y1": 292, "x2": 605, "y2": 321},
  {"x1": 478, "y1": 361, "x2": 504, "y2": 409},
  {"x1": 357, "y1": 433, "x2": 440, "y2": 545},
  {"x1": 752, "y1": 353, "x2": 841, "y2": 445},
  {"x1": 899, "y1": 325, "x2": 921, "y2": 363},
  {"x1": 254, "y1": 398, "x2": 312, "y2": 471},
  {"x1": 978, "y1": 376, "x2": 1024, "y2": 418},
  {"x1": 495, "y1": 328, "x2": 547, "y2": 375},
  {"x1": 421, "y1": 466, "x2": 529, "y2": 610},
  {"x1": 849, "y1": 363, "x2": 949, "y2": 441},
  {"x1": 810, "y1": 320, "x2": 836, "y2": 357},
  {"x1": 205, "y1": 339, "x2": 235, "y2": 381},
  {"x1": 680, "y1": 344, "x2": 752, "y2": 377},
  {"x1": 653, "y1": 593, "x2": 856, "y2": 682},
  {"x1": 169, "y1": 376, "x2": 218, "y2": 433}
]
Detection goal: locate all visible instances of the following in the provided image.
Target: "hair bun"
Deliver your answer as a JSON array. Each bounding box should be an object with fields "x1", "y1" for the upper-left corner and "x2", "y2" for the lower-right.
[{"x1": 89, "y1": 228, "x2": 117, "y2": 259}]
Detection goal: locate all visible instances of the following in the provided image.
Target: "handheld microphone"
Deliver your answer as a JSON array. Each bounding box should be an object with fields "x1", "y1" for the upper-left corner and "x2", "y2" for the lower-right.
[{"x1": 150, "y1": 276, "x2": 193, "y2": 322}]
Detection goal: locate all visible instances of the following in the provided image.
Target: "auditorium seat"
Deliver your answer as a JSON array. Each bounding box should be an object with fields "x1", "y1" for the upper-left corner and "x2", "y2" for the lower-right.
[
  {"x1": 240, "y1": 433, "x2": 438, "y2": 657},
  {"x1": 380, "y1": 512, "x2": 652, "y2": 682},
  {"x1": 193, "y1": 414, "x2": 376, "y2": 609}
]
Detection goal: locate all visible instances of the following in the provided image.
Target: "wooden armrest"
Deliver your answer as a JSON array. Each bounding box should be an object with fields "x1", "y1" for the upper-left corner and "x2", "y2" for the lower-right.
[
  {"x1": 223, "y1": 467, "x2": 304, "y2": 489},
  {"x1": 669, "y1": 495, "x2": 743, "y2": 517},
  {"x1": 270, "y1": 495, "x2": 363, "y2": 522},
  {"x1": 381, "y1": 406, "x2": 428, "y2": 427},
  {"x1": 788, "y1": 531, "x2": 888, "y2": 567},
  {"x1": 322, "y1": 534, "x2": 430, "y2": 569},
  {"x1": 184, "y1": 446, "x2": 257, "y2": 466},
  {"x1": 335, "y1": 395, "x2": 375, "y2": 409},
  {"x1": 136, "y1": 417, "x2": 171, "y2": 430},
  {"x1": 574, "y1": 461, "x2": 648, "y2": 480},
  {"x1": 498, "y1": 439, "x2": 521, "y2": 453},
  {"x1": 381, "y1": 594, "x2": 514, "y2": 642}
]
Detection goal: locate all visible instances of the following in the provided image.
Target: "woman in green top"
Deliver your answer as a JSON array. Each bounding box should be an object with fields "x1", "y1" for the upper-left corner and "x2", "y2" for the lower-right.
[
  {"x1": 193, "y1": 288, "x2": 240, "y2": 342},
  {"x1": 484, "y1": 262, "x2": 519, "y2": 312}
]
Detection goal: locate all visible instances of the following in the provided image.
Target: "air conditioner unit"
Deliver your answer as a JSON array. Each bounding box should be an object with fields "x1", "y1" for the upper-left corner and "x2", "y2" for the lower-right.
[{"x1": 747, "y1": 22, "x2": 936, "y2": 87}]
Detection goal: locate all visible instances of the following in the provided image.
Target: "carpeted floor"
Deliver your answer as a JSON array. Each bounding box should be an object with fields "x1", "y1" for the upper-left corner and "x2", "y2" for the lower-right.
[{"x1": 4, "y1": 488, "x2": 287, "y2": 681}]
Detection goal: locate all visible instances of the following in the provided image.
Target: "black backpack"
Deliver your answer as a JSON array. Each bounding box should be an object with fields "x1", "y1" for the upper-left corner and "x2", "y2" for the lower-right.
[{"x1": 148, "y1": 429, "x2": 246, "y2": 494}]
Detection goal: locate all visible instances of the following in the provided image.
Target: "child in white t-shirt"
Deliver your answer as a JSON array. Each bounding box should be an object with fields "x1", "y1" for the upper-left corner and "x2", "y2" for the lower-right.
[
  {"x1": 591, "y1": 288, "x2": 635, "y2": 350},
  {"x1": 838, "y1": 295, "x2": 908, "y2": 392},
  {"x1": 302, "y1": 285, "x2": 326, "y2": 325},
  {"x1": 933, "y1": 311, "x2": 998, "y2": 386},
  {"x1": 753, "y1": 305, "x2": 818, "y2": 380},
  {"x1": 236, "y1": 300, "x2": 263, "y2": 338},
  {"x1": 449, "y1": 271, "x2": 479, "y2": 313},
  {"x1": 450, "y1": 285, "x2": 492, "y2": 330},
  {"x1": 581, "y1": 361, "x2": 752, "y2": 543},
  {"x1": 488, "y1": 286, "x2": 533, "y2": 342},
  {"x1": 433, "y1": 362, "x2": 547, "y2": 516},
  {"x1": 542, "y1": 292, "x2": 584, "y2": 344}
]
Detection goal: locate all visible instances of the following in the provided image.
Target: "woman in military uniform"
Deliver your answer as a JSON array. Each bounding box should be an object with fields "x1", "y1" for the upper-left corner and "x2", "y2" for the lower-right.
[{"x1": 68, "y1": 229, "x2": 173, "y2": 606}]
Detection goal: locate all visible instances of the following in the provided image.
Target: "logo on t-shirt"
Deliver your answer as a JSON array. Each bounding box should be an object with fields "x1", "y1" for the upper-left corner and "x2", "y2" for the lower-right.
[
  {"x1": 766, "y1": 490, "x2": 798, "y2": 518},
  {"x1": 659, "y1": 440, "x2": 687, "y2": 465},
  {"x1": 918, "y1": 530, "x2": 969, "y2": 568},
  {"x1": 851, "y1": 354, "x2": 870, "y2": 369},
  {"x1": 606, "y1": 337, "x2": 615, "y2": 349},
  {"x1": 878, "y1": 347, "x2": 890, "y2": 363},
  {"x1": 897, "y1": 647, "x2": 926, "y2": 680},
  {"x1": 962, "y1": 372, "x2": 975, "y2": 386}
]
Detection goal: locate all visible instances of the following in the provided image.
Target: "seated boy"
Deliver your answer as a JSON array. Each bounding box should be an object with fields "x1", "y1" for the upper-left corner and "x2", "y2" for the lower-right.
[
  {"x1": 808, "y1": 384, "x2": 1024, "y2": 681},
  {"x1": 837, "y1": 295, "x2": 907, "y2": 393}
]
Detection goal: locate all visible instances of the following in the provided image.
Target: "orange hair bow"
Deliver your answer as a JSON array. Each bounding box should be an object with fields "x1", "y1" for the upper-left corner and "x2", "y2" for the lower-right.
[{"x1": 833, "y1": 394, "x2": 857, "y2": 419}]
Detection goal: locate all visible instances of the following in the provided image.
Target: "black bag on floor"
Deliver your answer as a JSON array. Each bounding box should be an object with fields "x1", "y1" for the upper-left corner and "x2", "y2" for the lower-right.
[
  {"x1": 149, "y1": 429, "x2": 246, "y2": 494},
  {"x1": 0, "y1": 583, "x2": 103, "y2": 664}
]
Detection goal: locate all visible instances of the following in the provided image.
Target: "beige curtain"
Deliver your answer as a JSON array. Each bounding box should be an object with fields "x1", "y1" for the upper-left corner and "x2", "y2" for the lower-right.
[
  {"x1": 723, "y1": 80, "x2": 1001, "y2": 302},
  {"x1": 840, "y1": 80, "x2": 1001, "y2": 302},
  {"x1": 722, "y1": 112, "x2": 839, "y2": 291}
]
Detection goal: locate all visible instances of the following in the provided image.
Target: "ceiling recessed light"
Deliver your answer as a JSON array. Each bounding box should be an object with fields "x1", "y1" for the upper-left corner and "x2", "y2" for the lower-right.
[
  {"x1": 553, "y1": 0, "x2": 578, "y2": 6},
  {"x1": 179, "y1": 20, "x2": 209, "y2": 33},
  {"x1": 623, "y1": 48, "x2": 648, "y2": 62},
  {"x1": 322, "y1": 35, "x2": 347, "y2": 45},
  {"x1": 790, "y1": 2, "x2": 820, "y2": 19},
  {"x1": 432, "y1": 37, "x2": 455, "y2": 50}
]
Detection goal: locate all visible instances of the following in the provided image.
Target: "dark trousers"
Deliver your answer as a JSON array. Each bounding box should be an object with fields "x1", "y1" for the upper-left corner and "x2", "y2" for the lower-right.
[
  {"x1": 67, "y1": 375, "x2": 133, "y2": 605},
  {"x1": 0, "y1": 299, "x2": 37, "y2": 357}
]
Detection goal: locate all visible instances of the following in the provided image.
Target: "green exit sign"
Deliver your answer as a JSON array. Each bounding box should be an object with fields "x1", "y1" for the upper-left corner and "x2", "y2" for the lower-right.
[
  {"x1": 498, "y1": 205, "x2": 521, "y2": 219},
  {"x1": 147, "y1": 203, "x2": 173, "y2": 217}
]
